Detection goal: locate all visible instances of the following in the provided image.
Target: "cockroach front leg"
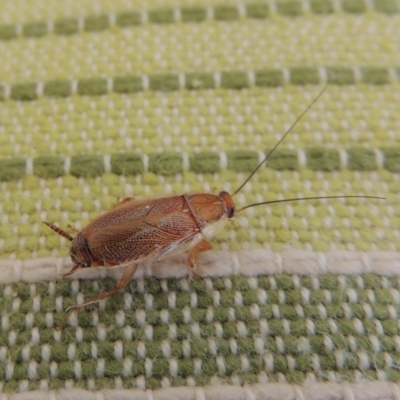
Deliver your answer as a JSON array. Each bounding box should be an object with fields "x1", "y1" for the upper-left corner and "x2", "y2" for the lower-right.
[
  {"x1": 188, "y1": 240, "x2": 212, "y2": 278},
  {"x1": 61, "y1": 264, "x2": 82, "y2": 277},
  {"x1": 56, "y1": 263, "x2": 139, "y2": 330}
]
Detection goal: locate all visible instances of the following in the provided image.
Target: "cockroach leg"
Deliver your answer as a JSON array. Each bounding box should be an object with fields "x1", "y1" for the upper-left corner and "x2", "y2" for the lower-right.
[
  {"x1": 56, "y1": 263, "x2": 139, "y2": 330},
  {"x1": 188, "y1": 240, "x2": 212, "y2": 277},
  {"x1": 61, "y1": 263, "x2": 82, "y2": 277}
]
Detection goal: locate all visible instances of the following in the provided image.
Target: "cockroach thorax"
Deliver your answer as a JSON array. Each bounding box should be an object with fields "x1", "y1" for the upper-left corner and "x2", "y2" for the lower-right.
[{"x1": 186, "y1": 193, "x2": 228, "y2": 224}]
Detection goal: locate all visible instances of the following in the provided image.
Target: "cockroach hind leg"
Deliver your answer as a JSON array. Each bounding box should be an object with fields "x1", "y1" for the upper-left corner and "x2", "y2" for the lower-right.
[
  {"x1": 55, "y1": 263, "x2": 139, "y2": 330},
  {"x1": 188, "y1": 240, "x2": 212, "y2": 278}
]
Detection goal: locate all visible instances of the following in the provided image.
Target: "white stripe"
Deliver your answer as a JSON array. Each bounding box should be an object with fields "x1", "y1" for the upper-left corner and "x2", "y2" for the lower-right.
[
  {"x1": 26, "y1": 158, "x2": 34, "y2": 175},
  {"x1": 237, "y1": 4, "x2": 246, "y2": 17},
  {"x1": 388, "y1": 67, "x2": 398, "y2": 83},
  {"x1": 3, "y1": 84, "x2": 11, "y2": 100},
  {"x1": 374, "y1": 148, "x2": 384, "y2": 169},
  {"x1": 182, "y1": 152, "x2": 189, "y2": 171},
  {"x1": 178, "y1": 73, "x2": 186, "y2": 90},
  {"x1": 108, "y1": 13, "x2": 116, "y2": 27},
  {"x1": 269, "y1": 0, "x2": 277, "y2": 14},
  {"x1": 365, "y1": 0, "x2": 374, "y2": 11},
  {"x1": 301, "y1": 0, "x2": 311, "y2": 13},
  {"x1": 297, "y1": 149, "x2": 307, "y2": 168},
  {"x1": 257, "y1": 150, "x2": 265, "y2": 165},
  {"x1": 71, "y1": 80, "x2": 78, "y2": 95},
  {"x1": 0, "y1": 251, "x2": 399, "y2": 285},
  {"x1": 77, "y1": 17, "x2": 84, "y2": 31},
  {"x1": 332, "y1": 0, "x2": 342, "y2": 12},
  {"x1": 247, "y1": 70, "x2": 255, "y2": 87},
  {"x1": 107, "y1": 77, "x2": 113, "y2": 93},
  {"x1": 219, "y1": 151, "x2": 228, "y2": 170},
  {"x1": 36, "y1": 82, "x2": 43, "y2": 97},
  {"x1": 142, "y1": 153, "x2": 149, "y2": 172},
  {"x1": 213, "y1": 72, "x2": 221, "y2": 88},
  {"x1": 353, "y1": 66, "x2": 362, "y2": 83},
  {"x1": 338, "y1": 148, "x2": 348, "y2": 169},
  {"x1": 47, "y1": 20, "x2": 53, "y2": 34},
  {"x1": 16, "y1": 24, "x2": 22, "y2": 36},
  {"x1": 282, "y1": 68, "x2": 290, "y2": 85},
  {"x1": 142, "y1": 75, "x2": 149, "y2": 91},
  {"x1": 103, "y1": 154, "x2": 111, "y2": 173},
  {"x1": 318, "y1": 67, "x2": 327, "y2": 83},
  {"x1": 141, "y1": 10, "x2": 148, "y2": 23},
  {"x1": 64, "y1": 157, "x2": 71, "y2": 174},
  {"x1": 174, "y1": 8, "x2": 181, "y2": 22}
]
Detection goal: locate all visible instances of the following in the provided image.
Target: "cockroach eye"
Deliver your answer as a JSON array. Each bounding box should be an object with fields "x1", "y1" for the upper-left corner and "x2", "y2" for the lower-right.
[
  {"x1": 70, "y1": 253, "x2": 78, "y2": 265},
  {"x1": 218, "y1": 191, "x2": 235, "y2": 218}
]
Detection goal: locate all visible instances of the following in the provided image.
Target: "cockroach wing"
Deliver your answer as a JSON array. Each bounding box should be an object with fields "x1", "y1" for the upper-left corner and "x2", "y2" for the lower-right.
[
  {"x1": 88, "y1": 211, "x2": 202, "y2": 267},
  {"x1": 84, "y1": 196, "x2": 191, "y2": 233}
]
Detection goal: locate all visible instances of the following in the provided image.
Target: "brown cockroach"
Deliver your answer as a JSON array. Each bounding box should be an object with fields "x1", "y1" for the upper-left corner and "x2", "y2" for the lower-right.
[{"x1": 44, "y1": 87, "x2": 384, "y2": 329}]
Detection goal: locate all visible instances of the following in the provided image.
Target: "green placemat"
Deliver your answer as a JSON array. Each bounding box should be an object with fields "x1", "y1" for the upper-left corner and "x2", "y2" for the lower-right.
[{"x1": 0, "y1": 0, "x2": 399, "y2": 398}]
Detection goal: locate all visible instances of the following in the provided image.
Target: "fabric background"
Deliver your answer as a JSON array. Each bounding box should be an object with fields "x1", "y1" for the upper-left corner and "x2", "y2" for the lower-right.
[{"x1": 0, "y1": 0, "x2": 399, "y2": 398}]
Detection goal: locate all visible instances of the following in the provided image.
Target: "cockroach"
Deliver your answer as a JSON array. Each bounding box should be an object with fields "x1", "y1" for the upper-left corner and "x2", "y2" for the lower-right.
[{"x1": 44, "y1": 86, "x2": 384, "y2": 329}]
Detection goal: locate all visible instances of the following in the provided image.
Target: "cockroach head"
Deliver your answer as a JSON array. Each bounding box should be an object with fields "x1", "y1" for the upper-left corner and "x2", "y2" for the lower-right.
[
  {"x1": 70, "y1": 233, "x2": 93, "y2": 268},
  {"x1": 219, "y1": 191, "x2": 236, "y2": 218},
  {"x1": 43, "y1": 222, "x2": 93, "y2": 268}
]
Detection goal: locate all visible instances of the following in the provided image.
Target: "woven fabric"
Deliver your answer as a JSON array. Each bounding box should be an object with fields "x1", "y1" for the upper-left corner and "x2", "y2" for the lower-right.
[{"x1": 0, "y1": 0, "x2": 399, "y2": 398}]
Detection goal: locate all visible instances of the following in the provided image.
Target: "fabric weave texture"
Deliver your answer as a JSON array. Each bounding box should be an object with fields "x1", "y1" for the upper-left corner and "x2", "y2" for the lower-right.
[{"x1": 0, "y1": 0, "x2": 399, "y2": 398}]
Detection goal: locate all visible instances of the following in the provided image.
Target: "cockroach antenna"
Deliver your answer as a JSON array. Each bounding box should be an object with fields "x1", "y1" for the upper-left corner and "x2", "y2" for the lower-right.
[
  {"x1": 232, "y1": 85, "x2": 385, "y2": 211},
  {"x1": 43, "y1": 222, "x2": 74, "y2": 242},
  {"x1": 233, "y1": 85, "x2": 328, "y2": 196}
]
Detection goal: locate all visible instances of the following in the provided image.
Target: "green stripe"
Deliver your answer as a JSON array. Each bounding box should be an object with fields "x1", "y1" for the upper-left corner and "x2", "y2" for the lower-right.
[
  {"x1": 1, "y1": 67, "x2": 398, "y2": 101},
  {"x1": 0, "y1": 1, "x2": 398, "y2": 42},
  {"x1": 53, "y1": 18, "x2": 79, "y2": 35},
  {"x1": 0, "y1": 274, "x2": 399, "y2": 390},
  {"x1": 0, "y1": 147, "x2": 397, "y2": 181}
]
